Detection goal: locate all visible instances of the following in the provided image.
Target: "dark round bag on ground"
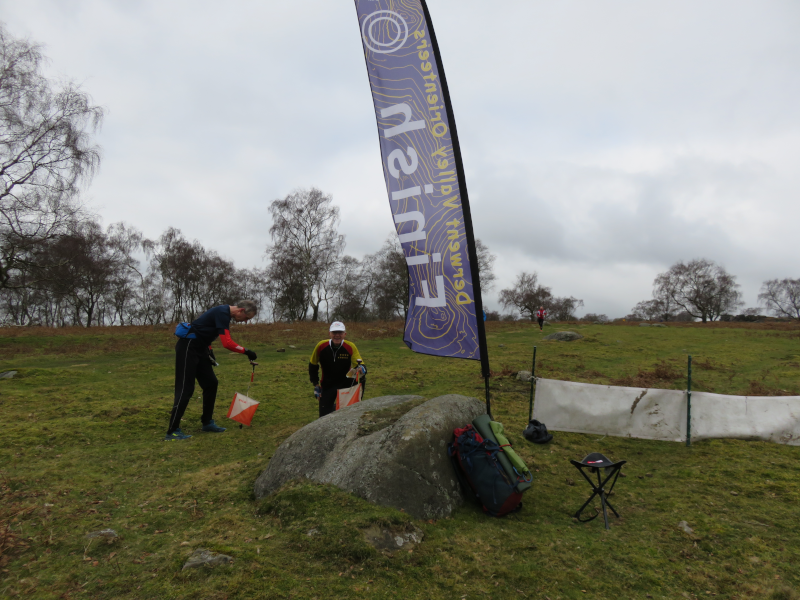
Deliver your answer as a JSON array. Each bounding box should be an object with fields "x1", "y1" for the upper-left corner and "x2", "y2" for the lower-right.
[{"x1": 523, "y1": 419, "x2": 553, "y2": 444}]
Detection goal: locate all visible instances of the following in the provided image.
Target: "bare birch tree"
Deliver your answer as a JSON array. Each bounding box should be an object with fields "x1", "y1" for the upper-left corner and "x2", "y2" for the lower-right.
[{"x1": 0, "y1": 24, "x2": 103, "y2": 290}]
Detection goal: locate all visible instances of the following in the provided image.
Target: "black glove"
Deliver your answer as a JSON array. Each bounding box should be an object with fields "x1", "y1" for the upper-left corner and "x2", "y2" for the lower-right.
[
  {"x1": 208, "y1": 348, "x2": 218, "y2": 366},
  {"x1": 244, "y1": 349, "x2": 257, "y2": 361}
]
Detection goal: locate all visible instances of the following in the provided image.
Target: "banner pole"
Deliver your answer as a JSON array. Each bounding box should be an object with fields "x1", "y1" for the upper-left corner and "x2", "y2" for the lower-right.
[
  {"x1": 529, "y1": 346, "x2": 537, "y2": 421},
  {"x1": 485, "y1": 376, "x2": 492, "y2": 420},
  {"x1": 418, "y1": 0, "x2": 491, "y2": 401},
  {"x1": 686, "y1": 355, "x2": 692, "y2": 447}
]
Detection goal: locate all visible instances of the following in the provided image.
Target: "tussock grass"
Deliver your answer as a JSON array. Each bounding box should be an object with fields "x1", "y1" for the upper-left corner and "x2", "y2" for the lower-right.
[{"x1": 0, "y1": 320, "x2": 799, "y2": 598}]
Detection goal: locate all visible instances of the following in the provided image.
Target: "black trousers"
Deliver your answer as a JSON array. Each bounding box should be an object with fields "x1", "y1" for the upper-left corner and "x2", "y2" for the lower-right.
[
  {"x1": 537, "y1": 317, "x2": 544, "y2": 329},
  {"x1": 167, "y1": 338, "x2": 218, "y2": 433},
  {"x1": 318, "y1": 378, "x2": 366, "y2": 418}
]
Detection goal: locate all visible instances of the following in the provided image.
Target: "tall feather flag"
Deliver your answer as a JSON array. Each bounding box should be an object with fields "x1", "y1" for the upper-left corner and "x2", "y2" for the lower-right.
[{"x1": 354, "y1": 0, "x2": 491, "y2": 413}]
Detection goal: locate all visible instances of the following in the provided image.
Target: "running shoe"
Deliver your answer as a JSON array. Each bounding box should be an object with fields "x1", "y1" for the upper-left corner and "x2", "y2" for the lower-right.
[
  {"x1": 164, "y1": 429, "x2": 192, "y2": 441},
  {"x1": 201, "y1": 420, "x2": 226, "y2": 433}
]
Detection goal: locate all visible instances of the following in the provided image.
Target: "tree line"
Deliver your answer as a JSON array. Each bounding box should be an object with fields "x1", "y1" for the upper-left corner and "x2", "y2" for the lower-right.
[
  {"x1": 626, "y1": 258, "x2": 799, "y2": 323},
  {"x1": 0, "y1": 187, "x2": 498, "y2": 326}
]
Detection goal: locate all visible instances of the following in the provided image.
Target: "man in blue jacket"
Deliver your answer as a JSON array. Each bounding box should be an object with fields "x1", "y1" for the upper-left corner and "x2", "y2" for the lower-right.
[{"x1": 165, "y1": 300, "x2": 258, "y2": 441}]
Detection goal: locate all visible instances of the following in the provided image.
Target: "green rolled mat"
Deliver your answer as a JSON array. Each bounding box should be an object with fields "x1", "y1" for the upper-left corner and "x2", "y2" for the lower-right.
[
  {"x1": 472, "y1": 414, "x2": 532, "y2": 493},
  {"x1": 490, "y1": 421, "x2": 531, "y2": 477}
]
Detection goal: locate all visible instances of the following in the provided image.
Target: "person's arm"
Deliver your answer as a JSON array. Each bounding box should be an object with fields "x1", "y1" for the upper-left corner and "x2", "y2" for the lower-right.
[
  {"x1": 348, "y1": 343, "x2": 366, "y2": 376},
  {"x1": 219, "y1": 329, "x2": 245, "y2": 353},
  {"x1": 219, "y1": 329, "x2": 257, "y2": 360},
  {"x1": 309, "y1": 343, "x2": 321, "y2": 385}
]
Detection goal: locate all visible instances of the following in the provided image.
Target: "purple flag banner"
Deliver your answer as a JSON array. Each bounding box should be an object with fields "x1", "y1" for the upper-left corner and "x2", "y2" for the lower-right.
[{"x1": 354, "y1": 0, "x2": 489, "y2": 374}]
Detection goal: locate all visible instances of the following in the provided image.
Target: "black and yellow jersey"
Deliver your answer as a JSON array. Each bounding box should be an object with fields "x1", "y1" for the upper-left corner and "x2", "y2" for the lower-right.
[{"x1": 308, "y1": 339, "x2": 363, "y2": 390}]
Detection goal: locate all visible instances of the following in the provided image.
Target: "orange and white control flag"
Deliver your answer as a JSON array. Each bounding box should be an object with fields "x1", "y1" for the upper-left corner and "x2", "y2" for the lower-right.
[
  {"x1": 336, "y1": 384, "x2": 362, "y2": 411},
  {"x1": 227, "y1": 392, "x2": 259, "y2": 427}
]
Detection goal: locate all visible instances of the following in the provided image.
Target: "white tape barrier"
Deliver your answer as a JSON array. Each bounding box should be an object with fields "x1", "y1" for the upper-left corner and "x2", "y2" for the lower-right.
[{"x1": 532, "y1": 378, "x2": 800, "y2": 446}]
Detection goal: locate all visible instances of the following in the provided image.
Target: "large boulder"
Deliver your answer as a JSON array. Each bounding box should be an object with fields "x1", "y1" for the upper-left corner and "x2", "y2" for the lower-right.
[
  {"x1": 254, "y1": 394, "x2": 486, "y2": 519},
  {"x1": 543, "y1": 331, "x2": 583, "y2": 341}
]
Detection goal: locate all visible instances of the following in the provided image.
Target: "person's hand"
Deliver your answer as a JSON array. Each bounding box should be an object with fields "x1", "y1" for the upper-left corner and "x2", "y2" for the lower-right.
[
  {"x1": 208, "y1": 348, "x2": 218, "y2": 366},
  {"x1": 244, "y1": 349, "x2": 257, "y2": 361},
  {"x1": 357, "y1": 364, "x2": 367, "y2": 377},
  {"x1": 314, "y1": 385, "x2": 322, "y2": 399}
]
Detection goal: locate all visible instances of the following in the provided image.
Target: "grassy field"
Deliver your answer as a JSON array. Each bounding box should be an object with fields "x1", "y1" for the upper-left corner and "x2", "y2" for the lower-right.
[{"x1": 1, "y1": 320, "x2": 799, "y2": 599}]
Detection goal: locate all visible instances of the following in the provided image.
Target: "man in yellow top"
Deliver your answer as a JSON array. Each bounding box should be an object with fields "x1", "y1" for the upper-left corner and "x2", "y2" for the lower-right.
[{"x1": 308, "y1": 321, "x2": 366, "y2": 418}]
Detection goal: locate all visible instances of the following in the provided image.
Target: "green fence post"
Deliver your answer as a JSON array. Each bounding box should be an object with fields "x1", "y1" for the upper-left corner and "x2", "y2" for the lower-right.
[
  {"x1": 686, "y1": 355, "x2": 692, "y2": 447},
  {"x1": 528, "y1": 346, "x2": 537, "y2": 421}
]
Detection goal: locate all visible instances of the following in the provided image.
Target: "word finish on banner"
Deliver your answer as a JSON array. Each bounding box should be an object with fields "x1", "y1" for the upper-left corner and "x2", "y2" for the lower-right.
[{"x1": 354, "y1": 1, "x2": 486, "y2": 363}]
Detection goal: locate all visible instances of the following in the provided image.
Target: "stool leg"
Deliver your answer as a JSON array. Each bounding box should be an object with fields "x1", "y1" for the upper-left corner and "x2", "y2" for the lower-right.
[
  {"x1": 597, "y1": 470, "x2": 611, "y2": 530},
  {"x1": 574, "y1": 490, "x2": 600, "y2": 521},
  {"x1": 604, "y1": 496, "x2": 621, "y2": 518},
  {"x1": 600, "y1": 467, "x2": 622, "y2": 519},
  {"x1": 599, "y1": 491, "x2": 611, "y2": 529}
]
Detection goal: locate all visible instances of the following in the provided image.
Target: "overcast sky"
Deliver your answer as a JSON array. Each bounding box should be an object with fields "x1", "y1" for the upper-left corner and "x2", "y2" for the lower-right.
[{"x1": 2, "y1": 0, "x2": 798, "y2": 317}]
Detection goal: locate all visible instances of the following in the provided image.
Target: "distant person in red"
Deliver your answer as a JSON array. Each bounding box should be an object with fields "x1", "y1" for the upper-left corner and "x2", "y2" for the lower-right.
[
  {"x1": 309, "y1": 321, "x2": 366, "y2": 418},
  {"x1": 536, "y1": 306, "x2": 547, "y2": 331},
  {"x1": 165, "y1": 300, "x2": 259, "y2": 441}
]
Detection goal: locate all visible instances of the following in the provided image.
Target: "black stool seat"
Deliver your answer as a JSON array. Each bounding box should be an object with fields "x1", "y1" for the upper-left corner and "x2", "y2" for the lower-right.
[{"x1": 570, "y1": 452, "x2": 626, "y2": 530}]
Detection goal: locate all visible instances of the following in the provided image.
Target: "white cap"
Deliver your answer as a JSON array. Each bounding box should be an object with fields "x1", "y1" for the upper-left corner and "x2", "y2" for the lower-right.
[{"x1": 329, "y1": 321, "x2": 346, "y2": 332}]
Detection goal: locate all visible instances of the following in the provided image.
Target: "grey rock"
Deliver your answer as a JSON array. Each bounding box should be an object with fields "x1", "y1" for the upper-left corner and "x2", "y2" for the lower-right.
[
  {"x1": 86, "y1": 529, "x2": 118, "y2": 539},
  {"x1": 182, "y1": 548, "x2": 234, "y2": 570},
  {"x1": 361, "y1": 523, "x2": 424, "y2": 553},
  {"x1": 0, "y1": 371, "x2": 17, "y2": 379},
  {"x1": 543, "y1": 331, "x2": 583, "y2": 342},
  {"x1": 677, "y1": 521, "x2": 694, "y2": 534},
  {"x1": 516, "y1": 371, "x2": 533, "y2": 383},
  {"x1": 289, "y1": 345, "x2": 296, "y2": 349},
  {"x1": 639, "y1": 323, "x2": 651, "y2": 327},
  {"x1": 652, "y1": 324, "x2": 667, "y2": 328},
  {"x1": 254, "y1": 394, "x2": 486, "y2": 519}
]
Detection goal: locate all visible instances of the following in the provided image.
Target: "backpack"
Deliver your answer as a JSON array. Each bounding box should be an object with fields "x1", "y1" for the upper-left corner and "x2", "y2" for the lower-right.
[
  {"x1": 174, "y1": 322, "x2": 196, "y2": 339},
  {"x1": 448, "y1": 425, "x2": 524, "y2": 517},
  {"x1": 523, "y1": 419, "x2": 553, "y2": 444}
]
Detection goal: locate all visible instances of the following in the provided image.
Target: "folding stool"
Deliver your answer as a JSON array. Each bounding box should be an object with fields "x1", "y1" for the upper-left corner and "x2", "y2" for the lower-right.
[{"x1": 570, "y1": 452, "x2": 626, "y2": 530}]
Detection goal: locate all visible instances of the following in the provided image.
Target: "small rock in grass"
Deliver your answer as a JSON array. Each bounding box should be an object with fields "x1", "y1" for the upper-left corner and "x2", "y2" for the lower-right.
[
  {"x1": 86, "y1": 529, "x2": 118, "y2": 540},
  {"x1": 730, "y1": 491, "x2": 739, "y2": 496},
  {"x1": 289, "y1": 345, "x2": 296, "y2": 349},
  {"x1": 677, "y1": 521, "x2": 694, "y2": 534},
  {"x1": 565, "y1": 478, "x2": 574, "y2": 486},
  {"x1": 182, "y1": 548, "x2": 233, "y2": 570},
  {"x1": 306, "y1": 528, "x2": 319, "y2": 537},
  {"x1": 361, "y1": 524, "x2": 423, "y2": 553},
  {"x1": 516, "y1": 371, "x2": 532, "y2": 382},
  {"x1": 645, "y1": 473, "x2": 653, "y2": 478},
  {"x1": 0, "y1": 371, "x2": 17, "y2": 379},
  {"x1": 543, "y1": 331, "x2": 583, "y2": 342},
  {"x1": 276, "y1": 348, "x2": 286, "y2": 353}
]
